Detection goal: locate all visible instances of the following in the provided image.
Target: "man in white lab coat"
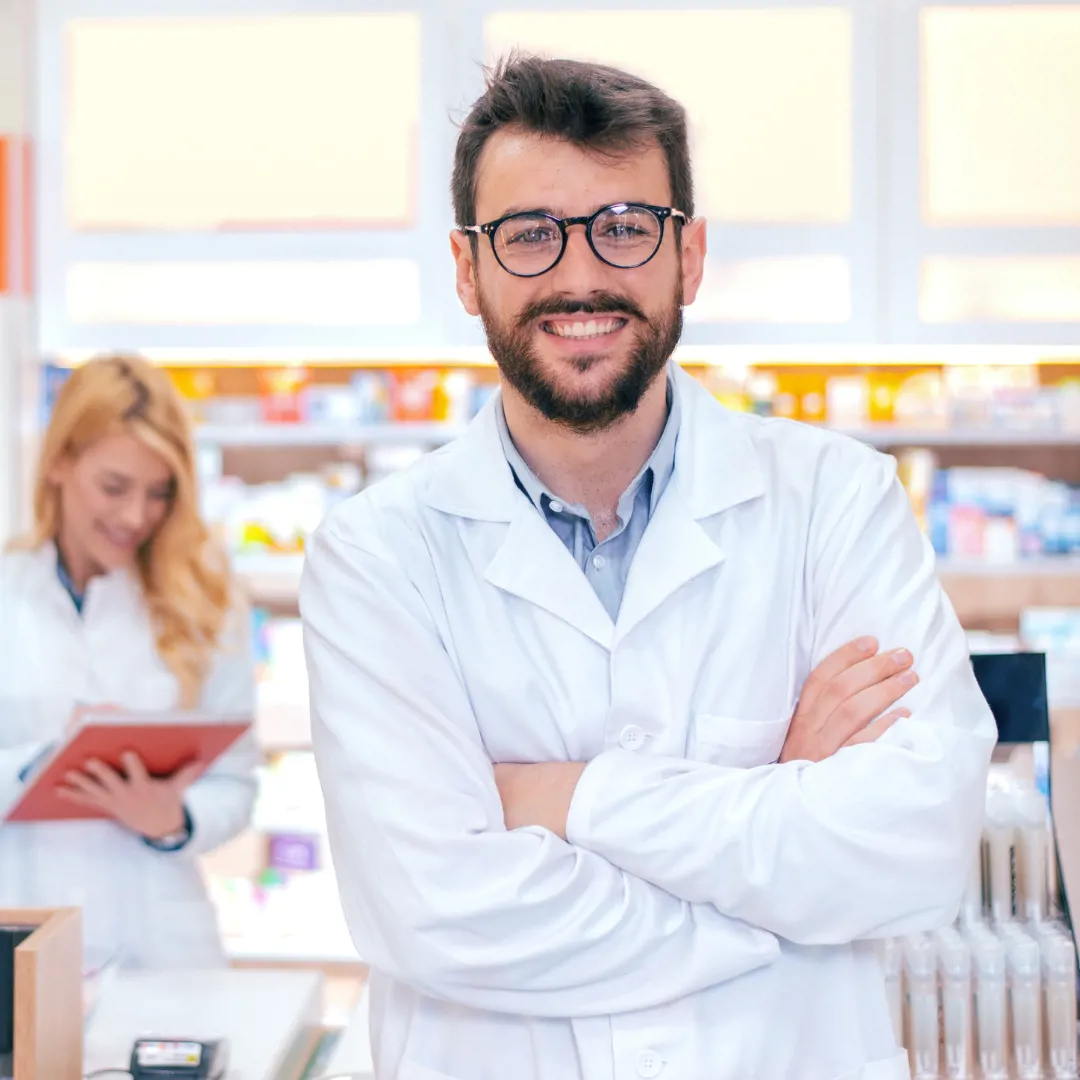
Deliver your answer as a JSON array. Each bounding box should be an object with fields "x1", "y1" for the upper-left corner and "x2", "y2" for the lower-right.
[{"x1": 301, "y1": 55, "x2": 996, "y2": 1080}]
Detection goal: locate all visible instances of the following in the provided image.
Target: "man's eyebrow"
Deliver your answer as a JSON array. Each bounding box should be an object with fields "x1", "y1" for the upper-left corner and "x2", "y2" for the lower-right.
[
  {"x1": 495, "y1": 205, "x2": 561, "y2": 218},
  {"x1": 492, "y1": 200, "x2": 650, "y2": 219}
]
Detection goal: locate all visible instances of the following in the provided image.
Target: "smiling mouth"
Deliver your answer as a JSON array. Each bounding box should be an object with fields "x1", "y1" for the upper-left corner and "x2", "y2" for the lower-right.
[{"x1": 541, "y1": 317, "x2": 628, "y2": 340}]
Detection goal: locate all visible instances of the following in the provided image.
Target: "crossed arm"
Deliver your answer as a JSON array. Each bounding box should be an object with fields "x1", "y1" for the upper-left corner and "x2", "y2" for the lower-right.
[{"x1": 301, "y1": 452, "x2": 995, "y2": 1016}]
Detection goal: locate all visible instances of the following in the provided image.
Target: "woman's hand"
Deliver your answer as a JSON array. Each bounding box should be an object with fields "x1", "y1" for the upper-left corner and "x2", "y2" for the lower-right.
[{"x1": 56, "y1": 752, "x2": 202, "y2": 841}]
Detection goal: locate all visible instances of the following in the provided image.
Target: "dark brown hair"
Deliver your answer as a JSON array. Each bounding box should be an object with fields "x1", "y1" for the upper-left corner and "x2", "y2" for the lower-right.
[{"x1": 452, "y1": 53, "x2": 694, "y2": 228}]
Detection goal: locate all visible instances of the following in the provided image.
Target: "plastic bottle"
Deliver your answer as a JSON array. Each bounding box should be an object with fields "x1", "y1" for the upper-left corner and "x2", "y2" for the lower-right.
[
  {"x1": 969, "y1": 926, "x2": 1009, "y2": 1080},
  {"x1": 936, "y1": 926, "x2": 975, "y2": 1079},
  {"x1": 1007, "y1": 927, "x2": 1045, "y2": 1079},
  {"x1": 904, "y1": 934, "x2": 941, "y2": 1080},
  {"x1": 1041, "y1": 931, "x2": 1079, "y2": 1079},
  {"x1": 1015, "y1": 787, "x2": 1050, "y2": 925},
  {"x1": 984, "y1": 790, "x2": 1017, "y2": 924}
]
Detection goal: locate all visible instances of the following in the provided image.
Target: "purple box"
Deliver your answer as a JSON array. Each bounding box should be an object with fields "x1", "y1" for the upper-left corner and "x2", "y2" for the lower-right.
[{"x1": 267, "y1": 833, "x2": 319, "y2": 872}]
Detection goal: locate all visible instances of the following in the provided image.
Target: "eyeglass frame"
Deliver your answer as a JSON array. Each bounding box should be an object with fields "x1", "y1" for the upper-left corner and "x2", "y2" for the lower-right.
[{"x1": 459, "y1": 202, "x2": 689, "y2": 278}]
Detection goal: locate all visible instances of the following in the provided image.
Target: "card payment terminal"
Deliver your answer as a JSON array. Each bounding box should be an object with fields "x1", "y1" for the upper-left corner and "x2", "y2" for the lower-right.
[{"x1": 128, "y1": 1038, "x2": 228, "y2": 1080}]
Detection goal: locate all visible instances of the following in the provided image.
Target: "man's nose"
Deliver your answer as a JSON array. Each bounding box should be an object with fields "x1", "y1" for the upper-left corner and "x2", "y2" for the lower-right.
[{"x1": 547, "y1": 223, "x2": 610, "y2": 294}]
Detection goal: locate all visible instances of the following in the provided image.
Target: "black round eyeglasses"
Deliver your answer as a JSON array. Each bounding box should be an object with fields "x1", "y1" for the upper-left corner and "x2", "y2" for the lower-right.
[{"x1": 459, "y1": 202, "x2": 688, "y2": 278}]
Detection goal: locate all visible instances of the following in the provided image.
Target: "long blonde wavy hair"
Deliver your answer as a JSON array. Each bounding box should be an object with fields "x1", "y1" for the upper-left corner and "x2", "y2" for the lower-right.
[{"x1": 14, "y1": 354, "x2": 234, "y2": 707}]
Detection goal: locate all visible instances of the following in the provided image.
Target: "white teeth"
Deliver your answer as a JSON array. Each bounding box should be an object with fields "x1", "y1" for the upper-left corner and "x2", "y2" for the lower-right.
[{"x1": 545, "y1": 318, "x2": 624, "y2": 339}]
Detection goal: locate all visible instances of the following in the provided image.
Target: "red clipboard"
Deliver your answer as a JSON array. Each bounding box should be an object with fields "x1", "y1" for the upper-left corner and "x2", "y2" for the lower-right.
[{"x1": 4, "y1": 710, "x2": 252, "y2": 823}]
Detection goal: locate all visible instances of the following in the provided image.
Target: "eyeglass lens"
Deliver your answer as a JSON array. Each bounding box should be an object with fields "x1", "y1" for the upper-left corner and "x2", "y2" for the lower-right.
[{"x1": 492, "y1": 205, "x2": 663, "y2": 275}]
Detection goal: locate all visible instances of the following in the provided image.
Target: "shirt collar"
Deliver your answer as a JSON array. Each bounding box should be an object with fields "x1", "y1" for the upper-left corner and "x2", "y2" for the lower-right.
[
  {"x1": 495, "y1": 365, "x2": 681, "y2": 519},
  {"x1": 55, "y1": 547, "x2": 86, "y2": 613}
]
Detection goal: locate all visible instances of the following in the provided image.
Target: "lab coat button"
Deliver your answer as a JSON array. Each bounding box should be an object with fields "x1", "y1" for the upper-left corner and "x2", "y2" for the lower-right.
[
  {"x1": 635, "y1": 1050, "x2": 663, "y2": 1077},
  {"x1": 618, "y1": 724, "x2": 646, "y2": 751}
]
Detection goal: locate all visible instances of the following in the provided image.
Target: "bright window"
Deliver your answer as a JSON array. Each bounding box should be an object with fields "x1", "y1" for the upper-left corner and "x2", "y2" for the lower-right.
[
  {"x1": 67, "y1": 260, "x2": 422, "y2": 325},
  {"x1": 920, "y1": 256, "x2": 1080, "y2": 323},
  {"x1": 66, "y1": 14, "x2": 422, "y2": 230},
  {"x1": 922, "y1": 7, "x2": 1080, "y2": 225}
]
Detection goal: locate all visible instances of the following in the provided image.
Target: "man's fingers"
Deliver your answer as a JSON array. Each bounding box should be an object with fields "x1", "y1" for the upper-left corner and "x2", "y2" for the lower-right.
[
  {"x1": 833, "y1": 682, "x2": 911, "y2": 743},
  {"x1": 841, "y1": 708, "x2": 909, "y2": 748},
  {"x1": 831, "y1": 670, "x2": 919, "y2": 745},
  {"x1": 797, "y1": 637, "x2": 879, "y2": 712},
  {"x1": 813, "y1": 649, "x2": 914, "y2": 722}
]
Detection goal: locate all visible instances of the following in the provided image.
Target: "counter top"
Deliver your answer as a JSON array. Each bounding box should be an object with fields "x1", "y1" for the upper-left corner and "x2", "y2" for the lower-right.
[
  {"x1": 322, "y1": 985, "x2": 373, "y2": 1078},
  {"x1": 84, "y1": 969, "x2": 323, "y2": 1080}
]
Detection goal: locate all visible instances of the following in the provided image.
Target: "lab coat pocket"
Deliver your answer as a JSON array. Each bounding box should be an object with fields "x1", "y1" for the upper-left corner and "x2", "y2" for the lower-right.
[{"x1": 692, "y1": 714, "x2": 789, "y2": 768}]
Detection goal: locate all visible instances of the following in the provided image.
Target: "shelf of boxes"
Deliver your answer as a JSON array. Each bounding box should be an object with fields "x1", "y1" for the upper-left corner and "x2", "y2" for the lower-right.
[
  {"x1": 195, "y1": 422, "x2": 467, "y2": 447},
  {"x1": 195, "y1": 421, "x2": 1080, "y2": 450}
]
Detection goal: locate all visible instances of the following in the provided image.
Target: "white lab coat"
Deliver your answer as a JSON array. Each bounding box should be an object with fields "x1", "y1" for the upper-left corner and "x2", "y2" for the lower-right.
[
  {"x1": 0, "y1": 541, "x2": 258, "y2": 969},
  {"x1": 301, "y1": 366, "x2": 996, "y2": 1080}
]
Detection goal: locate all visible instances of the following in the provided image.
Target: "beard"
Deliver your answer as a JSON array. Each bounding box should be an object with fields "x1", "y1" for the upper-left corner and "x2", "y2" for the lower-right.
[{"x1": 477, "y1": 281, "x2": 684, "y2": 435}]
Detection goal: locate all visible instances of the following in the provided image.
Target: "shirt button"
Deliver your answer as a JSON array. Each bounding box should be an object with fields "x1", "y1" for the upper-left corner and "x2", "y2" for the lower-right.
[
  {"x1": 635, "y1": 1050, "x2": 663, "y2": 1078},
  {"x1": 549, "y1": 500, "x2": 564, "y2": 514},
  {"x1": 619, "y1": 724, "x2": 646, "y2": 751},
  {"x1": 592, "y1": 554, "x2": 606, "y2": 570}
]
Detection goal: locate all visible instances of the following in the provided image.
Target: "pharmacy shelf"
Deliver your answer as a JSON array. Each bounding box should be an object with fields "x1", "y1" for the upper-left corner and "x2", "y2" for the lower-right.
[
  {"x1": 837, "y1": 427, "x2": 1080, "y2": 449},
  {"x1": 196, "y1": 422, "x2": 467, "y2": 447},
  {"x1": 937, "y1": 557, "x2": 1080, "y2": 577},
  {"x1": 200, "y1": 420, "x2": 1080, "y2": 449}
]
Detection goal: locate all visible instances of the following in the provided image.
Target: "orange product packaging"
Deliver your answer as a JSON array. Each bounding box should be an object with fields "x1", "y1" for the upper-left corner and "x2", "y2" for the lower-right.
[
  {"x1": 389, "y1": 368, "x2": 441, "y2": 422},
  {"x1": 258, "y1": 367, "x2": 311, "y2": 423}
]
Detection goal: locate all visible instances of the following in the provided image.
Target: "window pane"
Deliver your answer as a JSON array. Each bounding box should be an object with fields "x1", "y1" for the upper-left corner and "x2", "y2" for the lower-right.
[
  {"x1": 922, "y1": 7, "x2": 1080, "y2": 225},
  {"x1": 920, "y1": 256, "x2": 1080, "y2": 323},
  {"x1": 66, "y1": 15, "x2": 422, "y2": 230},
  {"x1": 67, "y1": 260, "x2": 422, "y2": 325},
  {"x1": 687, "y1": 256, "x2": 851, "y2": 323},
  {"x1": 484, "y1": 9, "x2": 852, "y2": 223}
]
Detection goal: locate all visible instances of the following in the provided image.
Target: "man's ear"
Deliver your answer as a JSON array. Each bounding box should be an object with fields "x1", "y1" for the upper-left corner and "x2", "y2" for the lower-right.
[
  {"x1": 678, "y1": 216, "x2": 707, "y2": 307},
  {"x1": 450, "y1": 230, "x2": 481, "y2": 317}
]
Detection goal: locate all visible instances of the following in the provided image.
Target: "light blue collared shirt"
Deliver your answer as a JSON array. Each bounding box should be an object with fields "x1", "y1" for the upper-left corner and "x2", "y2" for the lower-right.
[{"x1": 495, "y1": 369, "x2": 681, "y2": 621}]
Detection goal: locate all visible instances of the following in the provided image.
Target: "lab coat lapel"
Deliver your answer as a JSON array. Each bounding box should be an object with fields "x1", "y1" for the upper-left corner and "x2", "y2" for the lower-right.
[
  {"x1": 423, "y1": 394, "x2": 615, "y2": 649},
  {"x1": 614, "y1": 368, "x2": 767, "y2": 645},
  {"x1": 613, "y1": 486, "x2": 726, "y2": 645},
  {"x1": 484, "y1": 507, "x2": 615, "y2": 649}
]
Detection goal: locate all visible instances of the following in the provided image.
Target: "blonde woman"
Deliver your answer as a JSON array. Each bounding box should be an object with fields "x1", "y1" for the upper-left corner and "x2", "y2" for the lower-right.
[{"x1": 0, "y1": 354, "x2": 257, "y2": 970}]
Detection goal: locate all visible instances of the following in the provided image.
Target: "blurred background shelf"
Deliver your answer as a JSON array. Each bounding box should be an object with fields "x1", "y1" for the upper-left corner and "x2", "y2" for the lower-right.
[
  {"x1": 840, "y1": 427, "x2": 1080, "y2": 449},
  {"x1": 196, "y1": 422, "x2": 467, "y2": 447},
  {"x1": 199, "y1": 420, "x2": 1080, "y2": 450}
]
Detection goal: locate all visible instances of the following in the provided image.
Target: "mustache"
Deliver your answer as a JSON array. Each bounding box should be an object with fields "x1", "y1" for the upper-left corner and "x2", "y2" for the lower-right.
[{"x1": 517, "y1": 291, "x2": 649, "y2": 327}]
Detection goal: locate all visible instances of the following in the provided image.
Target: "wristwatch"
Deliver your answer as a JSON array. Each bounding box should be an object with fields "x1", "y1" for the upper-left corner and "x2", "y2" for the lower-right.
[{"x1": 143, "y1": 807, "x2": 194, "y2": 852}]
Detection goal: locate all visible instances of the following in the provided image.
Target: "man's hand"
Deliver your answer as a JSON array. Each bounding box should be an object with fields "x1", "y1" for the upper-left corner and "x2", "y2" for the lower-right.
[
  {"x1": 56, "y1": 752, "x2": 202, "y2": 841},
  {"x1": 780, "y1": 637, "x2": 918, "y2": 763},
  {"x1": 494, "y1": 761, "x2": 587, "y2": 840}
]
